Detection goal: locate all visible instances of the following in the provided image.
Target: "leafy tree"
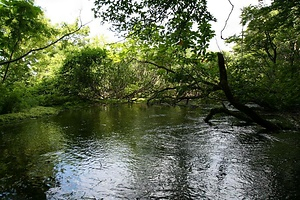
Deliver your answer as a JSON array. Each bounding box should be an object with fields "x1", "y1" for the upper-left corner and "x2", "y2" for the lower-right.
[
  {"x1": 93, "y1": 0, "x2": 215, "y2": 55},
  {"x1": 33, "y1": 19, "x2": 90, "y2": 82},
  {"x1": 92, "y1": 0, "x2": 293, "y2": 131},
  {"x1": 93, "y1": 0, "x2": 218, "y2": 104},
  {"x1": 227, "y1": 1, "x2": 300, "y2": 110},
  {"x1": 0, "y1": 0, "x2": 90, "y2": 113},
  {"x1": 0, "y1": 0, "x2": 88, "y2": 84},
  {"x1": 108, "y1": 39, "x2": 173, "y2": 101},
  {"x1": 56, "y1": 47, "x2": 109, "y2": 100},
  {"x1": 54, "y1": 42, "x2": 162, "y2": 102},
  {"x1": 0, "y1": 0, "x2": 52, "y2": 83}
]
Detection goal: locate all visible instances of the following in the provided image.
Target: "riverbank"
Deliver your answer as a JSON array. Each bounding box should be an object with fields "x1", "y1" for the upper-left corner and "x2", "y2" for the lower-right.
[
  {"x1": 0, "y1": 106, "x2": 60, "y2": 124},
  {"x1": 1, "y1": 102, "x2": 299, "y2": 131},
  {"x1": 0, "y1": 99, "x2": 142, "y2": 125}
]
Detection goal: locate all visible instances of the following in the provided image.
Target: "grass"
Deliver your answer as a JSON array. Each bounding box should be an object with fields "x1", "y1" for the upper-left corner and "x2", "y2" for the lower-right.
[
  {"x1": 0, "y1": 106, "x2": 60, "y2": 124},
  {"x1": 0, "y1": 98, "x2": 147, "y2": 125}
]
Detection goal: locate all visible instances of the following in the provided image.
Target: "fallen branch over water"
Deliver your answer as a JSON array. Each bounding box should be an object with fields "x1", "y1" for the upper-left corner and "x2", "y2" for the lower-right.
[{"x1": 205, "y1": 53, "x2": 281, "y2": 131}]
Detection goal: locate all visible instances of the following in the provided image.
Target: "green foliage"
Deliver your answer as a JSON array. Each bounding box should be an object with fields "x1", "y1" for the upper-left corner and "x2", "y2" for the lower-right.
[
  {"x1": 0, "y1": 0, "x2": 92, "y2": 113},
  {"x1": 227, "y1": 1, "x2": 300, "y2": 110},
  {"x1": 91, "y1": 0, "x2": 223, "y2": 105},
  {"x1": 0, "y1": 0, "x2": 46, "y2": 44},
  {"x1": 0, "y1": 0, "x2": 52, "y2": 83},
  {"x1": 0, "y1": 82, "x2": 38, "y2": 114},
  {"x1": 93, "y1": 0, "x2": 215, "y2": 56},
  {"x1": 0, "y1": 106, "x2": 59, "y2": 124},
  {"x1": 1, "y1": 0, "x2": 298, "y2": 124},
  {"x1": 54, "y1": 44, "x2": 161, "y2": 102},
  {"x1": 33, "y1": 77, "x2": 69, "y2": 106},
  {"x1": 57, "y1": 47, "x2": 109, "y2": 99},
  {"x1": 120, "y1": 37, "x2": 220, "y2": 104}
]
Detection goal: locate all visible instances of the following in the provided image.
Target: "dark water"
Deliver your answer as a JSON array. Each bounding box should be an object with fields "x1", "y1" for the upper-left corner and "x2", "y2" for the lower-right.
[{"x1": 0, "y1": 104, "x2": 300, "y2": 199}]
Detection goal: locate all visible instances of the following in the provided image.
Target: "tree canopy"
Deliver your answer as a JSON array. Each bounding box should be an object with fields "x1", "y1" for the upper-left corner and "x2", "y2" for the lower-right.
[
  {"x1": 91, "y1": 0, "x2": 300, "y2": 130},
  {"x1": 227, "y1": 0, "x2": 300, "y2": 110},
  {"x1": 93, "y1": 0, "x2": 215, "y2": 55}
]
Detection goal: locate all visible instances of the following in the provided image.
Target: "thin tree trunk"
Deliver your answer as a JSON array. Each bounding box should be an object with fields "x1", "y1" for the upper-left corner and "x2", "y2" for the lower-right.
[{"x1": 2, "y1": 52, "x2": 14, "y2": 83}]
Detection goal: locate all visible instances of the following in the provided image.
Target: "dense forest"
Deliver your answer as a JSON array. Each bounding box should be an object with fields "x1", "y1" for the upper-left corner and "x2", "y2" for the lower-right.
[{"x1": 0, "y1": 0, "x2": 299, "y2": 131}]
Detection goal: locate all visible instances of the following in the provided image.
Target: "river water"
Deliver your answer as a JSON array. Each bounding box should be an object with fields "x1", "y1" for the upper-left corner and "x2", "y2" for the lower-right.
[{"x1": 0, "y1": 104, "x2": 299, "y2": 199}]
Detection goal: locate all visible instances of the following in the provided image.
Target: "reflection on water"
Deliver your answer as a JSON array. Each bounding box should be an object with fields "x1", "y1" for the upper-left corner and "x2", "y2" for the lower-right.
[{"x1": 0, "y1": 104, "x2": 300, "y2": 199}]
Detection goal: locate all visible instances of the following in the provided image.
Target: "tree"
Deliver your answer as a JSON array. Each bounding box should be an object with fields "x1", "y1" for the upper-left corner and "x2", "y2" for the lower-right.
[
  {"x1": 54, "y1": 41, "x2": 164, "y2": 102},
  {"x1": 227, "y1": 1, "x2": 300, "y2": 110},
  {"x1": 0, "y1": 0, "x2": 89, "y2": 113},
  {"x1": 93, "y1": 0, "x2": 218, "y2": 103},
  {"x1": 92, "y1": 0, "x2": 287, "y2": 131},
  {"x1": 0, "y1": 0, "x2": 87, "y2": 84},
  {"x1": 57, "y1": 47, "x2": 109, "y2": 99},
  {"x1": 0, "y1": 0, "x2": 50, "y2": 83}
]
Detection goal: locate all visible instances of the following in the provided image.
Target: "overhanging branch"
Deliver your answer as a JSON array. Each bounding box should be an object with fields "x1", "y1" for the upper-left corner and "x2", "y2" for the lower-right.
[
  {"x1": 206, "y1": 53, "x2": 280, "y2": 131},
  {"x1": 0, "y1": 21, "x2": 89, "y2": 66},
  {"x1": 134, "y1": 59, "x2": 176, "y2": 74}
]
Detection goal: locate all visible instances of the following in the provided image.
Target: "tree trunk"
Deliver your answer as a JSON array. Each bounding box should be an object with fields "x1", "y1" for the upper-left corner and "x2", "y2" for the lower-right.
[{"x1": 206, "y1": 53, "x2": 280, "y2": 131}]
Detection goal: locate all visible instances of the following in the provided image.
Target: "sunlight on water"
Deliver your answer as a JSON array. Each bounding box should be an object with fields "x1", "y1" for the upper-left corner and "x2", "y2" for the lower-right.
[{"x1": 0, "y1": 104, "x2": 300, "y2": 199}]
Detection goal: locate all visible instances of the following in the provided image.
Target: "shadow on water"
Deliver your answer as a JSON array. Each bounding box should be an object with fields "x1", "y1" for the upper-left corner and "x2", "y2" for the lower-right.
[{"x1": 0, "y1": 104, "x2": 300, "y2": 199}]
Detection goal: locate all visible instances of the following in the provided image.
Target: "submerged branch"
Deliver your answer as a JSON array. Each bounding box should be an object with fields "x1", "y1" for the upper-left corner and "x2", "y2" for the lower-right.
[{"x1": 204, "y1": 106, "x2": 253, "y2": 123}]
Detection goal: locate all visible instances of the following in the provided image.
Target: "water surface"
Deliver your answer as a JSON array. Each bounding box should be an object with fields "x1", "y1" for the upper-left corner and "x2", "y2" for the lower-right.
[{"x1": 0, "y1": 104, "x2": 299, "y2": 199}]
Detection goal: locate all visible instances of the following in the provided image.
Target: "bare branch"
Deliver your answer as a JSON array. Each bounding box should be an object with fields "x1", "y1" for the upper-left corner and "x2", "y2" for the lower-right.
[
  {"x1": 0, "y1": 21, "x2": 90, "y2": 66},
  {"x1": 221, "y1": 0, "x2": 234, "y2": 40},
  {"x1": 134, "y1": 59, "x2": 176, "y2": 74},
  {"x1": 136, "y1": 58, "x2": 220, "y2": 90}
]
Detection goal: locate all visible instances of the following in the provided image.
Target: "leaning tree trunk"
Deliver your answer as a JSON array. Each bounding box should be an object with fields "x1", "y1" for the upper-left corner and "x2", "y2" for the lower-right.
[{"x1": 206, "y1": 53, "x2": 280, "y2": 131}]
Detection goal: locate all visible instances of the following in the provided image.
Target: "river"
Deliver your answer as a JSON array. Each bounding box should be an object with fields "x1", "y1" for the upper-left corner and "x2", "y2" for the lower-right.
[{"x1": 0, "y1": 104, "x2": 299, "y2": 199}]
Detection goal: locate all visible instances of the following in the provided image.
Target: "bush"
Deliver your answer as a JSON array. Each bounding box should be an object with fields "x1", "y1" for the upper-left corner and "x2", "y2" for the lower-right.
[{"x1": 0, "y1": 82, "x2": 38, "y2": 114}]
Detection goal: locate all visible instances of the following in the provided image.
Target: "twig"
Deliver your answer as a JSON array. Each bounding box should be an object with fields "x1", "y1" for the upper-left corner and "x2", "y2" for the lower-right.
[
  {"x1": 221, "y1": 0, "x2": 234, "y2": 40},
  {"x1": 134, "y1": 59, "x2": 176, "y2": 74}
]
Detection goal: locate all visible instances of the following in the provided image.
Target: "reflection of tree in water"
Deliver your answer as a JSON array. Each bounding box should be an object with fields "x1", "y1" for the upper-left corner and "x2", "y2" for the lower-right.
[
  {"x1": 127, "y1": 121, "x2": 291, "y2": 199},
  {"x1": 123, "y1": 122, "x2": 206, "y2": 199},
  {"x1": 1, "y1": 105, "x2": 299, "y2": 199},
  {"x1": 0, "y1": 121, "x2": 65, "y2": 199}
]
